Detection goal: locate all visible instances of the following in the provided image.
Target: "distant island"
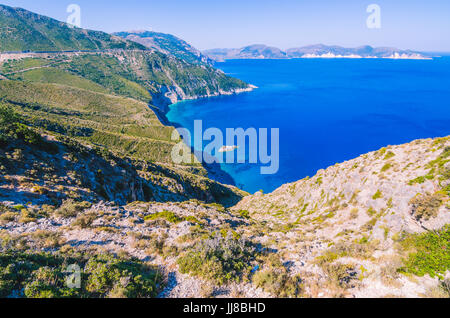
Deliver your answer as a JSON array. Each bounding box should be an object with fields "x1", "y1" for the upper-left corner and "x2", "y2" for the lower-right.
[{"x1": 204, "y1": 44, "x2": 432, "y2": 61}]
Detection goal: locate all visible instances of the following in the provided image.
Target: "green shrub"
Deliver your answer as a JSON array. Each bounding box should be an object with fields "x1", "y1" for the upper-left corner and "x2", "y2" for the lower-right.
[
  {"x1": 184, "y1": 216, "x2": 201, "y2": 224},
  {"x1": 367, "y1": 207, "x2": 377, "y2": 217},
  {"x1": 55, "y1": 200, "x2": 92, "y2": 218},
  {"x1": 0, "y1": 104, "x2": 41, "y2": 144},
  {"x1": 372, "y1": 190, "x2": 383, "y2": 200},
  {"x1": 71, "y1": 213, "x2": 98, "y2": 229},
  {"x1": 316, "y1": 240, "x2": 378, "y2": 263},
  {"x1": 177, "y1": 234, "x2": 255, "y2": 285},
  {"x1": 12, "y1": 123, "x2": 42, "y2": 145},
  {"x1": 144, "y1": 211, "x2": 182, "y2": 224},
  {"x1": 252, "y1": 269, "x2": 302, "y2": 298},
  {"x1": 237, "y1": 210, "x2": 251, "y2": 219},
  {"x1": 24, "y1": 266, "x2": 78, "y2": 298},
  {"x1": 207, "y1": 203, "x2": 226, "y2": 212},
  {"x1": 19, "y1": 209, "x2": 38, "y2": 224},
  {"x1": 31, "y1": 230, "x2": 65, "y2": 248},
  {"x1": 322, "y1": 263, "x2": 357, "y2": 289},
  {"x1": 0, "y1": 251, "x2": 162, "y2": 298},
  {"x1": 381, "y1": 163, "x2": 393, "y2": 173},
  {"x1": 426, "y1": 147, "x2": 450, "y2": 196},
  {"x1": 398, "y1": 225, "x2": 450, "y2": 279},
  {"x1": 252, "y1": 255, "x2": 303, "y2": 298},
  {"x1": 445, "y1": 184, "x2": 450, "y2": 197},
  {"x1": 84, "y1": 254, "x2": 161, "y2": 298},
  {"x1": 410, "y1": 192, "x2": 444, "y2": 221},
  {"x1": 314, "y1": 250, "x2": 340, "y2": 267},
  {"x1": 428, "y1": 147, "x2": 450, "y2": 170},
  {"x1": 384, "y1": 152, "x2": 396, "y2": 160},
  {"x1": 0, "y1": 104, "x2": 18, "y2": 146},
  {"x1": 0, "y1": 104, "x2": 19, "y2": 129},
  {"x1": 377, "y1": 148, "x2": 387, "y2": 157},
  {"x1": 408, "y1": 175, "x2": 434, "y2": 185},
  {"x1": 313, "y1": 248, "x2": 358, "y2": 292},
  {"x1": 0, "y1": 212, "x2": 18, "y2": 224}
]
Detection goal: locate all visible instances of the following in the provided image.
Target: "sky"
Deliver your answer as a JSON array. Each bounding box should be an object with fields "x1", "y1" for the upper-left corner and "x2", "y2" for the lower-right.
[{"x1": 1, "y1": 0, "x2": 450, "y2": 51}]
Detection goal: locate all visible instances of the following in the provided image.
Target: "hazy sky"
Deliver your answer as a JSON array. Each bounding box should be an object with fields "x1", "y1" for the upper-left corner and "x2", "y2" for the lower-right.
[{"x1": 2, "y1": 0, "x2": 450, "y2": 51}]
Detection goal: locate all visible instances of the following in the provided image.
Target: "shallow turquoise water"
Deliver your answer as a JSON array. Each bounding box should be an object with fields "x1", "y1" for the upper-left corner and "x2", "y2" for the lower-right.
[{"x1": 167, "y1": 58, "x2": 450, "y2": 193}]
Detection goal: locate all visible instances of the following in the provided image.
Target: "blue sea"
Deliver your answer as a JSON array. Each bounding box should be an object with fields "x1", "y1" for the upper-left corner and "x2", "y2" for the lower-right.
[{"x1": 167, "y1": 57, "x2": 450, "y2": 193}]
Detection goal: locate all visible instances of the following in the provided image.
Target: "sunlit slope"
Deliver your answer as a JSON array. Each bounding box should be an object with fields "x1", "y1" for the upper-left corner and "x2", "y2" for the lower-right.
[
  {"x1": 0, "y1": 80, "x2": 181, "y2": 163},
  {"x1": 0, "y1": 4, "x2": 144, "y2": 52}
]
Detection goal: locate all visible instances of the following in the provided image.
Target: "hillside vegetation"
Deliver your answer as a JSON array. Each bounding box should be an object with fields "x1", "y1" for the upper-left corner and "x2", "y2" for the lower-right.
[
  {"x1": 0, "y1": 80, "x2": 181, "y2": 163},
  {"x1": 0, "y1": 105, "x2": 245, "y2": 206},
  {"x1": 1, "y1": 4, "x2": 447, "y2": 299},
  {"x1": 1, "y1": 113, "x2": 448, "y2": 297},
  {"x1": 115, "y1": 31, "x2": 213, "y2": 66},
  {"x1": 0, "y1": 50, "x2": 249, "y2": 163},
  {"x1": 234, "y1": 137, "x2": 450, "y2": 297},
  {"x1": 0, "y1": 4, "x2": 144, "y2": 52},
  {"x1": 0, "y1": 14, "x2": 249, "y2": 164}
]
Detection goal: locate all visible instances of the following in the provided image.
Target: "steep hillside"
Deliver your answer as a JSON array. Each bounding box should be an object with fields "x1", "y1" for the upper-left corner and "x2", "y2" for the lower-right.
[
  {"x1": 234, "y1": 137, "x2": 450, "y2": 297},
  {"x1": 0, "y1": 80, "x2": 180, "y2": 163},
  {"x1": 0, "y1": 49, "x2": 251, "y2": 167},
  {"x1": 0, "y1": 106, "x2": 250, "y2": 298},
  {"x1": 0, "y1": 51, "x2": 251, "y2": 164},
  {"x1": 0, "y1": 105, "x2": 245, "y2": 207},
  {"x1": 115, "y1": 31, "x2": 213, "y2": 65},
  {"x1": 0, "y1": 4, "x2": 144, "y2": 52},
  {"x1": 1, "y1": 4, "x2": 447, "y2": 300},
  {"x1": 0, "y1": 5, "x2": 251, "y2": 106},
  {"x1": 1, "y1": 51, "x2": 250, "y2": 102},
  {"x1": 1, "y1": 124, "x2": 448, "y2": 297}
]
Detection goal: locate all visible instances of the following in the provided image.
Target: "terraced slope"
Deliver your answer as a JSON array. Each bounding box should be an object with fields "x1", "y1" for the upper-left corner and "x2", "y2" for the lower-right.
[
  {"x1": 0, "y1": 80, "x2": 182, "y2": 163},
  {"x1": 0, "y1": 51, "x2": 250, "y2": 163}
]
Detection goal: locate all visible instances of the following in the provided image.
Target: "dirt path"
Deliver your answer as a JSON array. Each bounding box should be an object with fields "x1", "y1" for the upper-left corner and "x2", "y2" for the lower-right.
[{"x1": 3, "y1": 63, "x2": 59, "y2": 76}]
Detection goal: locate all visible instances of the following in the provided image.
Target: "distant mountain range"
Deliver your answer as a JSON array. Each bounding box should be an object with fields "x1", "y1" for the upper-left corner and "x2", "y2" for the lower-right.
[
  {"x1": 204, "y1": 44, "x2": 432, "y2": 61},
  {"x1": 114, "y1": 30, "x2": 214, "y2": 65}
]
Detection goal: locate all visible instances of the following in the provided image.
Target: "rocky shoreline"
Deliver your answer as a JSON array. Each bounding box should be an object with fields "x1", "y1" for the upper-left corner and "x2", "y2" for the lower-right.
[{"x1": 149, "y1": 84, "x2": 257, "y2": 188}]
